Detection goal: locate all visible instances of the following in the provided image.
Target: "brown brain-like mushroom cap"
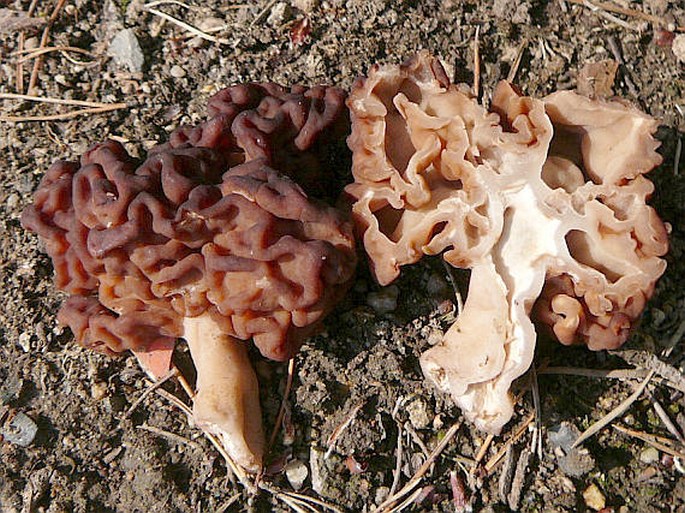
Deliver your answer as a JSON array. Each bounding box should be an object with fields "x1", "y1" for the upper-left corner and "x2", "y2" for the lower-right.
[
  {"x1": 22, "y1": 83, "x2": 356, "y2": 362},
  {"x1": 345, "y1": 51, "x2": 668, "y2": 432}
]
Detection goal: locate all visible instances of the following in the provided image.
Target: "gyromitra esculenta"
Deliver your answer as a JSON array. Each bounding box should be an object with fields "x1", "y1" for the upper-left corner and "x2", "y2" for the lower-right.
[
  {"x1": 346, "y1": 52, "x2": 668, "y2": 433},
  {"x1": 22, "y1": 83, "x2": 356, "y2": 472}
]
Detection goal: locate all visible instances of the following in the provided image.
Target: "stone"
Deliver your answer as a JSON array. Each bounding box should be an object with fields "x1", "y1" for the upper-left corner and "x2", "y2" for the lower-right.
[
  {"x1": 673, "y1": 34, "x2": 685, "y2": 64},
  {"x1": 285, "y1": 459, "x2": 309, "y2": 490},
  {"x1": 109, "y1": 29, "x2": 144, "y2": 73},
  {"x1": 582, "y1": 483, "x2": 606, "y2": 511}
]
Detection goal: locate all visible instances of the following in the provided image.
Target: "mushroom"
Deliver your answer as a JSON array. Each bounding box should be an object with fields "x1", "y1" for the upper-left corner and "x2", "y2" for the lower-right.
[
  {"x1": 21, "y1": 83, "x2": 356, "y2": 472},
  {"x1": 345, "y1": 52, "x2": 668, "y2": 433}
]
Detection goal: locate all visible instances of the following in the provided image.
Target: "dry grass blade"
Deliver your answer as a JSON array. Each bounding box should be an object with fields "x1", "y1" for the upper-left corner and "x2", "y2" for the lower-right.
[
  {"x1": 612, "y1": 424, "x2": 685, "y2": 459},
  {"x1": 650, "y1": 394, "x2": 685, "y2": 445},
  {"x1": 472, "y1": 25, "x2": 480, "y2": 100},
  {"x1": 16, "y1": 45, "x2": 96, "y2": 63},
  {"x1": 267, "y1": 358, "x2": 296, "y2": 450},
  {"x1": 571, "y1": 371, "x2": 655, "y2": 449},
  {"x1": 506, "y1": 38, "x2": 528, "y2": 83},
  {"x1": 216, "y1": 493, "x2": 241, "y2": 513},
  {"x1": 137, "y1": 423, "x2": 202, "y2": 449},
  {"x1": 539, "y1": 366, "x2": 685, "y2": 394},
  {"x1": 0, "y1": 92, "x2": 122, "y2": 108},
  {"x1": 566, "y1": 0, "x2": 685, "y2": 31},
  {"x1": 539, "y1": 366, "x2": 649, "y2": 380},
  {"x1": 610, "y1": 349, "x2": 685, "y2": 392},
  {"x1": 126, "y1": 367, "x2": 179, "y2": 417},
  {"x1": 325, "y1": 402, "x2": 363, "y2": 458},
  {"x1": 145, "y1": 6, "x2": 229, "y2": 44},
  {"x1": 530, "y1": 366, "x2": 543, "y2": 459},
  {"x1": 388, "y1": 421, "x2": 404, "y2": 499},
  {"x1": 259, "y1": 484, "x2": 345, "y2": 513},
  {"x1": 28, "y1": 0, "x2": 67, "y2": 95},
  {"x1": 474, "y1": 433, "x2": 495, "y2": 465},
  {"x1": 674, "y1": 137, "x2": 682, "y2": 176},
  {"x1": 485, "y1": 412, "x2": 535, "y2": 474},
  {"x1": 374, "y1": 421, "x2": 462, "y2": 513},
  {"x1": 0, "y1": 105, "x2": 127, "y2": 122}
]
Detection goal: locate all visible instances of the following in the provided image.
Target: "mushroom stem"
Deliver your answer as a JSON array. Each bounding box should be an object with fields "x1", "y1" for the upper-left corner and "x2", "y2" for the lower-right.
[{"x1": 183, "y1": 314, "x2": 265, "y2": 473}]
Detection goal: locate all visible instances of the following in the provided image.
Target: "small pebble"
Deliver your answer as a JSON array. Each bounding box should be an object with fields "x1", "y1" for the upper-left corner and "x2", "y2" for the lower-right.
[
  {"x1": 109, "y1": 29, "x2": 145, "y2": 73},
  {"x1": 91, "y1": 381, "x2": 108, "y2": 401},
  {"x1": 406, "y1": 398, "x2": 432, "y2": 430},
  {"x1": 169, "y1": 65, "x2": 186, "y2": 79},
  {"x1": 284, "y1": 459, "x2": 309, "y2": 490},
  {"x1": 672, "y1": 34, "x2": 685, "y2": 64},
  {"x1": 367, "y1": 285, "x2": 399, "y2": 314},
  {"x1": 583, "y1": 483, "x2": 606, "y2": 511},
  {"x1": 640, "y1": 447, "x2": 660, "y2": 464},
  {"x1": 2, "y1": 411, "x2": 38, "y2": 447}
]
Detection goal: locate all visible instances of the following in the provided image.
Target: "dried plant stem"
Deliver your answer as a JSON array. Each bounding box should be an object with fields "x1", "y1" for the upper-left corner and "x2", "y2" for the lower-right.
[
  {"x1": 145, "y1": 6, "x2": 229, "y2": 44},
  {"x1": 572, "y1": 371, "x2": 655, "y2": 449},
  {"x1": 325, "y1": 402, "x2": 363, "y2": 458},
  {"x1": 126, "y1": 367, "x2": 179, "y2": 417},
  {"x1": 507, "y1": 38, "x2": 528, "y2": 83},
  {"x1": 259, "y1": 484, "x2": 345, "y2": 513},
  {"x1": 267, "y1": 358, "x2": 296, "y2": 450},
  {"x1": 374, "y1": 421, "x2": 462, "y2": 513},
  {"x1": 485, "y1": 412, "x2": 535, "y2": 474},
  {"x1": 0, "y1": 105, "x2": 127, "y2": 122},
  {"x1": 0, "y1": 92, "x2": 122, "y2": 108},
  {"x1": 28, "y1": 0, "x2": 67, "y2": 95},
  {"x1": 388, "y1": 422, "x2": 404, "y2": 499},
  {"x1": 566, "y1": 0, "x2": 685, "y2": 31},
  {"x1": 472, "y1": 25, "x2": 480, "y2": 100},
  {"x1": 137, "y1": 423, "x2": 202, "y2": 449},
  {"x1": 16, "y1": 46, "x2": 95, "y2": 63},
  {"x1": 612, "y1": 424, "x2": 685, "y2": 459},
  {"x1": 16, "y1": 0, "x2": 40, "y2": 93}
]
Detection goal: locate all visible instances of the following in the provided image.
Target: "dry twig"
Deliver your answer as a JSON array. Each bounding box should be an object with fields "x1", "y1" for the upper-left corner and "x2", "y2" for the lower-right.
[
  {"x1": 374, "y1": 421, "x2": 462, "y2": 513},
  {"x1": 472, "y1": 25, "x2": 480, "y2": 100},
  {"x1": 15, "y1": 45, "x2": 96, "y2": 63},
  {"x1": 566, "y1": 0, "x2": 685, "y2": 31},
  {"x1": 145, "y1": 6, "x2": 229, "y2": 44},
  {"x1": 571, "y1": 371, "x2": 655, "y2": 449},
  {"x1": 485, "y1": 412, "x2": 535, "y2": 474},
  {"x1": 126, "y1": 367, "x2": 179, "y2": 417},
  {"x1": 28, "y1": 0, "x2": 67, "y2": 95},
  {"x1": 267, "y1": 358, "x2": 296, "y2": 450},
  {"x1": 325, "y1": 402, "x2": 363, "y2": 458},
  {"x1": 612, "y1": 424, "x2": 685, "y2": 459},
  {"x1": 137, "y1": 423, "x2": 202, "y2": 450}
]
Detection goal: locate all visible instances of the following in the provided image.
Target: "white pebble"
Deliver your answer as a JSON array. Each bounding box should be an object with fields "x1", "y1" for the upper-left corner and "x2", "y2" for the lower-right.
[{"x1": 170, "y1": 65, "x2": 186, "y2": 79}]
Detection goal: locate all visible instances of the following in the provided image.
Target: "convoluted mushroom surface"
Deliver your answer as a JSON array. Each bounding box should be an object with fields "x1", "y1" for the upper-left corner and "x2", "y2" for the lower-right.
[
  {"x1": 346, "y1": 51, "x2": 668, "y2": 433},
  {"x1": 22, "y1": 83, "x2": 356, "y2": 472}
]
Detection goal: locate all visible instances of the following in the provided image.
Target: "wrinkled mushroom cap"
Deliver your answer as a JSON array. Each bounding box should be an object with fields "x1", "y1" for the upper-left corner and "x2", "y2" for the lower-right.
[
  {"x1": 22, "y1": 83, "x2": 356, "y2": 362},
  {"x1": 345, "y1": 51, "x2": 667, "y2": 432}
]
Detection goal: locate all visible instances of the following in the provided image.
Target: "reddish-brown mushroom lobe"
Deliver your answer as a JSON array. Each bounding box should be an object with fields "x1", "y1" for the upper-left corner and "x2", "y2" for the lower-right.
[
  {"x1": 345, "y1": 51, "x2": 668, "y2": 433},
  {"x1": 22, "y1": 83, "x2": 356, "y2": 362}
]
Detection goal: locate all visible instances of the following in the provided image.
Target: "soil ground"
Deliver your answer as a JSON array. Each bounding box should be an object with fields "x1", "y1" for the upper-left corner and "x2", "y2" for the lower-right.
[{"x1": 1, "y1": 0, "x2": 685, "y2": 512}]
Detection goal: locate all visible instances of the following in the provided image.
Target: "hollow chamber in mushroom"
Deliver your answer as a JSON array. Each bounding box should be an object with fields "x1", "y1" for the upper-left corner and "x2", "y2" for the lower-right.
[
  {"x1": 22, "y1": 83, "x2": 356, "y2": 472},
  {"x1": 345, "y1": 51, "x2": 668, "y2": 433}
]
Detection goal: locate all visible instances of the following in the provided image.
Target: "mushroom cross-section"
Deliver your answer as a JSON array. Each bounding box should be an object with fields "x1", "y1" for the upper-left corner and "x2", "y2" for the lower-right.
[
  {"x1": 345, "y1": 51, "x2": 668, "y2": 433},
  {"x1": 21, "y1": 83, "x2": 356, "y2": 472}
]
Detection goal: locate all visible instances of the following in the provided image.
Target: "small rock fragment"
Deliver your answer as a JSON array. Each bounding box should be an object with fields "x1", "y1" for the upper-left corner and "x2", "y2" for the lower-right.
[
  {"x1": 549, "y1": 422, "x2": 596, "y2": 477},
  {"x1": 169, "y1": 65, "x2": 186, "y2": 79},
  {"x1": 284, "y1": 459, "x2": 309, "y2": 490},
  {"x1": 267, "y1": 2, "x2": 290, "y2": 26},
  {"x1": 367, "y1": 285, "x2": 399, "y2": 314},
  {"x1": 406, "y1": 398, "x2": 432, "y2": 430},
  {"x1": 673, "y1": 34, "x2": 685, "y2": 64},
  {"x1": 91, "y1": 381, "x2": 108, "y2": 401},
  {"x1": 2, "y1": 411, "x2": 38, "y2": 447},
  {"x1": 109, "y1": 29, "x2": 145, "y2": 73},
  {"x1": 583, "y1": 483, "x2": 606, "y2": 511},
  {"x1": 640, "y1": 447, "x2": 660, "y2": 464},
  {"x1": 292, "y1": 0, "x2": 319, "y2": 12}
]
